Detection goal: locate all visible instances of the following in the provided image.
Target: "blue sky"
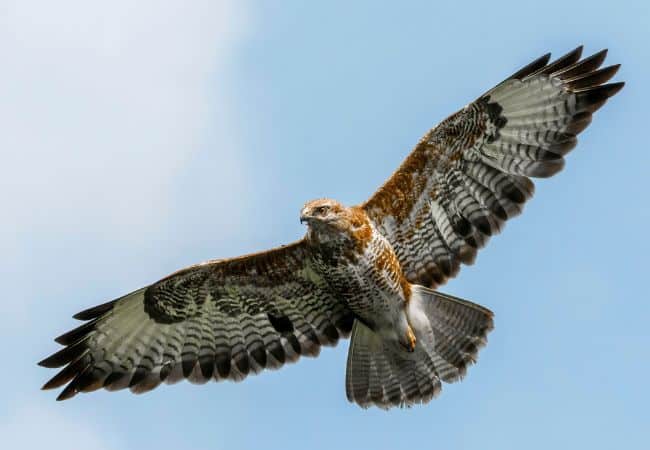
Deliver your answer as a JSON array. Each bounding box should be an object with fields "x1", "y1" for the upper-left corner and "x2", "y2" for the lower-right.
[{"x1": 3, "y1": 1, "x2": 649, "y2": 449}]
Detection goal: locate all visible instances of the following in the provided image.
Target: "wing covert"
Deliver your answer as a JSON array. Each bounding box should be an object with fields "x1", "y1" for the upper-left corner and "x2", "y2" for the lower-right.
[{"x1": 363, "y1": 46, "x2": 623, "y2": 287}]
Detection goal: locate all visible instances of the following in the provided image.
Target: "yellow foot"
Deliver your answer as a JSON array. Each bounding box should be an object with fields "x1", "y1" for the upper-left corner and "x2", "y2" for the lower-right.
[{"x1": 405, "y1": 326, "x2": 417, "y2": 352}]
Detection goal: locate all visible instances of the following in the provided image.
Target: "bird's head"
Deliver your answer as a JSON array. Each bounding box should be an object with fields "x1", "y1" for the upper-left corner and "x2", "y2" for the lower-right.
[{"x1": 300, "y1": 198, "x2": 371, "y2": 244}]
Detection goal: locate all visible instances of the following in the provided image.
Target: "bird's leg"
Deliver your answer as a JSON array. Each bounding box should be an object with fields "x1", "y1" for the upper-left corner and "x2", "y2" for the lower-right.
[{"x1": 400, "y1": 325, "x2": 417, "y2": 352}]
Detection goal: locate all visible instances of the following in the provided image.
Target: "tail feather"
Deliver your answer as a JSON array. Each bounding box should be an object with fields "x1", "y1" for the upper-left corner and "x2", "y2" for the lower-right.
[
  {"x1": 345, "y1": 321, "x2": 442, "y2": 409},
  {"x1": 345, "y1": 323, "x2": 372, "y2": 402},
  {"x1": 345, "y1": 286, "x2": 493, "y2": 409},
  {"x1": 421, "y1": 290, "x2": 493, "y2": 379}
]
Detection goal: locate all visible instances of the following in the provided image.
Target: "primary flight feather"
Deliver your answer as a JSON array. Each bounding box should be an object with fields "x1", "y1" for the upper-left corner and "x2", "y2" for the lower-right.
[{"x1": 40, "y1": 46, "x2": 623, "y2": 409}]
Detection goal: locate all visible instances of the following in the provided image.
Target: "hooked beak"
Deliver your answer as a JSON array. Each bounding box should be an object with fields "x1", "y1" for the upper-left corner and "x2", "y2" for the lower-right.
[{"x1": 300, "y1": 212, "x2": 311, "y2": 225}]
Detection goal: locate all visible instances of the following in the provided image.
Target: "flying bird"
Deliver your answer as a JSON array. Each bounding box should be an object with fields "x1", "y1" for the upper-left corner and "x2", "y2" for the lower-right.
[{"x1": 40, "y1": 46, "x2": 623, "y2": 409}]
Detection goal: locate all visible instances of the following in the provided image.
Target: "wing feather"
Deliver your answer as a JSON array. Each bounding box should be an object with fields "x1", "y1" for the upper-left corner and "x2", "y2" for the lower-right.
[
  {"x1": 363, "y1": 47, "x2": 623, "y2": 287},
  {"x1": 40, "y1": 240, "x2": 354, "y2": 400}
]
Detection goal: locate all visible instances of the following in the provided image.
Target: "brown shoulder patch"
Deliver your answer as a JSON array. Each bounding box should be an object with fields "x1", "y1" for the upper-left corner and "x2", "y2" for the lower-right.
[
  {"x1": 348, "y1": 206, "x2": 372, "y2": 252},
  {"x1": 362, "y1": 144, "x2": 433, "y2": 224}
]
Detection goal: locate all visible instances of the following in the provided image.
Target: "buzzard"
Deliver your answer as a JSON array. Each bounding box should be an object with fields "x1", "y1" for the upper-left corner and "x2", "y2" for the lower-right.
[{"x1": 40, "y1": 46, "x2": 623, "y2": 409}]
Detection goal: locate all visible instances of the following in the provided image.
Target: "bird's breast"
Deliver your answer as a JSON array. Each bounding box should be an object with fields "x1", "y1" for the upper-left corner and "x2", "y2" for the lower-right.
[{"x1": 311, "y1": 231, "x2": 409, "y2": 323}]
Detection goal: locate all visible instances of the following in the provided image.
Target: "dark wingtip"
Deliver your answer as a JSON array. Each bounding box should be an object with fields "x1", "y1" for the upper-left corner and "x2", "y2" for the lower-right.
[
  {"x1": 56, "y1": 385, "x2": 78, "y2": 401},
  {"x1": 73, "y1": 299, "x2": 117, "y2": 320},
  {"x1": 563, "y1": 45, "x2": 584, "y2": 62},
  {"x1": 558, "y1": 45, "x2": 584, "y2": 65},
  {"x1": 41, "y1": 355, "x2": 91, "y2": 390},
  {"x1": 556, "y1": 49, "x2": 609, "y2": 79},
  {"x1": 594, "y1": 48, "x2": 609, "y2": 63},
  {"x1": 604, "y1": 81, "x2": 625, "y2": 97},
  {"x1": 38, "y1": 340, "x2": 87, "y2": 368},
  {"x1": 583, "y1": 49, "x2": 609, "y2": 69},
  {"x1": 38, "y1": 355, "x2": 62, "y2": 368},
  {"x1": 592, "y1": 81, "x2": 626, "y2": 97},
  {"x1": 575, "y1": 82, "x2": 625, "y2": 112},
  {"x1": 534, "y1": 46, "x2": 584, "y2": 78},
  {"x1": 42, "y1": 377, "x2": 65, "y2": 391},
  {"x1": 42, "y1": 376, "x2": 66, "y2": 391},
  {"x1": 54, "y1": 317, "x2": 99, "y2": 345},
  {"x1": 565, "y1": 64, "x2": 621, "y2": 90},
  {"x1": 510, "y1": 52, "x2": 552, "y2": 80},
  {"x1": 54, "y1": 367, "x2": 105, "y2": 400}
]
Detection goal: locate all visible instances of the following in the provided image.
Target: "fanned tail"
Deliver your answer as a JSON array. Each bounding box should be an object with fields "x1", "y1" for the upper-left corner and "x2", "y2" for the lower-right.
[{"x1": 345, "y1": 286, "x2": 493, "y2": 409}]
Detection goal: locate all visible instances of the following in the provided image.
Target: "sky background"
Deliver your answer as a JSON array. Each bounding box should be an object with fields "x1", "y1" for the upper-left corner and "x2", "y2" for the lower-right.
[{"x1": 3, "y1": 1, "x2": 649, "y2": 449}]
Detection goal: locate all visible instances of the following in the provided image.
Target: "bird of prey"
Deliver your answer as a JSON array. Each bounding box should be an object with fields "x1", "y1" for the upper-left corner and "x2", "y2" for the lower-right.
[{"x1": 40, "y1": 46, "x2": 623, "y2": 409}]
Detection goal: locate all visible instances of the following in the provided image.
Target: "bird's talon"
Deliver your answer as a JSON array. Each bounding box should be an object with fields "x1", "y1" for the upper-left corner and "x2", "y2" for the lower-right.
[{"x1": 405, "y1": 326, "x2": 417, "y2": 352}]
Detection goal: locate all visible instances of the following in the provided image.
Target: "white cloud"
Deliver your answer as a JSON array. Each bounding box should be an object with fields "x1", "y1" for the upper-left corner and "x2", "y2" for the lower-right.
[
  {"x1": 0, "y1": 0, "x2": 251, "y2": 327},
  {"x1": 1, "y1": 0, "x2": 249, "y2": 238}
]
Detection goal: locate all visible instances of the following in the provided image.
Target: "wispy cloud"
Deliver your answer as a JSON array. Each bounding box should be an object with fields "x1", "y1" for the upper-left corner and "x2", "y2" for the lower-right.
[
  {"x1": 1, "y1": 0, "x2": 250, "y2": 328},
  {"x1": 2, "y1": 0, "x2": 248, "y2": 236},
  {"x1": 1, "y1": 400, "x2": 121, "y2": 450}
]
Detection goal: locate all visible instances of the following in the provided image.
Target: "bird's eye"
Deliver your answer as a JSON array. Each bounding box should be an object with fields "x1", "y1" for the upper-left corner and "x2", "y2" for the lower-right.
[{"x1": 317, "y1": 206, "x2": 329, "y2": 215}]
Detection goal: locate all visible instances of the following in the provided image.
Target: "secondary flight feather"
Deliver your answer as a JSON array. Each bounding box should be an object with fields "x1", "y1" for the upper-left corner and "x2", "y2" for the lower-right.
[{"x1": 40, "y1": 46, "x2": 623, "y2": 409}]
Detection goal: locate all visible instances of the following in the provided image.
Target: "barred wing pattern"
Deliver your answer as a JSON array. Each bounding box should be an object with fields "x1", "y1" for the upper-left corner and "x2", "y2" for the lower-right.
[
  {"x1": 39, "y1": 240, "x2": 354, "y2": 400},
  {"x1": 363, "y1": 47, "x2": 623, "y2": 288}
]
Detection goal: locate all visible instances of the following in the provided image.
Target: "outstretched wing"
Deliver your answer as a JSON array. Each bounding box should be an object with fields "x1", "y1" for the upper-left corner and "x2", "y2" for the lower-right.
[
  {"x1": 39, "y1": 240, "x2": 354, "y2": 400},
  {"x1": 363, "y1": 46, "x2": 623, "y2": 288}
]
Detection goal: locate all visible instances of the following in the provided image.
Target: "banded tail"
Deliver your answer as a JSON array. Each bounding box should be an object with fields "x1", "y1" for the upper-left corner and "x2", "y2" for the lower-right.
[{"x1": 345, "y1": 286, "x2": 494, "y2": 409}]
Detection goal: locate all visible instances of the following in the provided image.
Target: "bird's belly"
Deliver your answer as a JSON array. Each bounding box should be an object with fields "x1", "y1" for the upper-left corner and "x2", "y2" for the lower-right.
[{"x1": 323, "y1": 260, "x2": 404, "y2": 331}]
